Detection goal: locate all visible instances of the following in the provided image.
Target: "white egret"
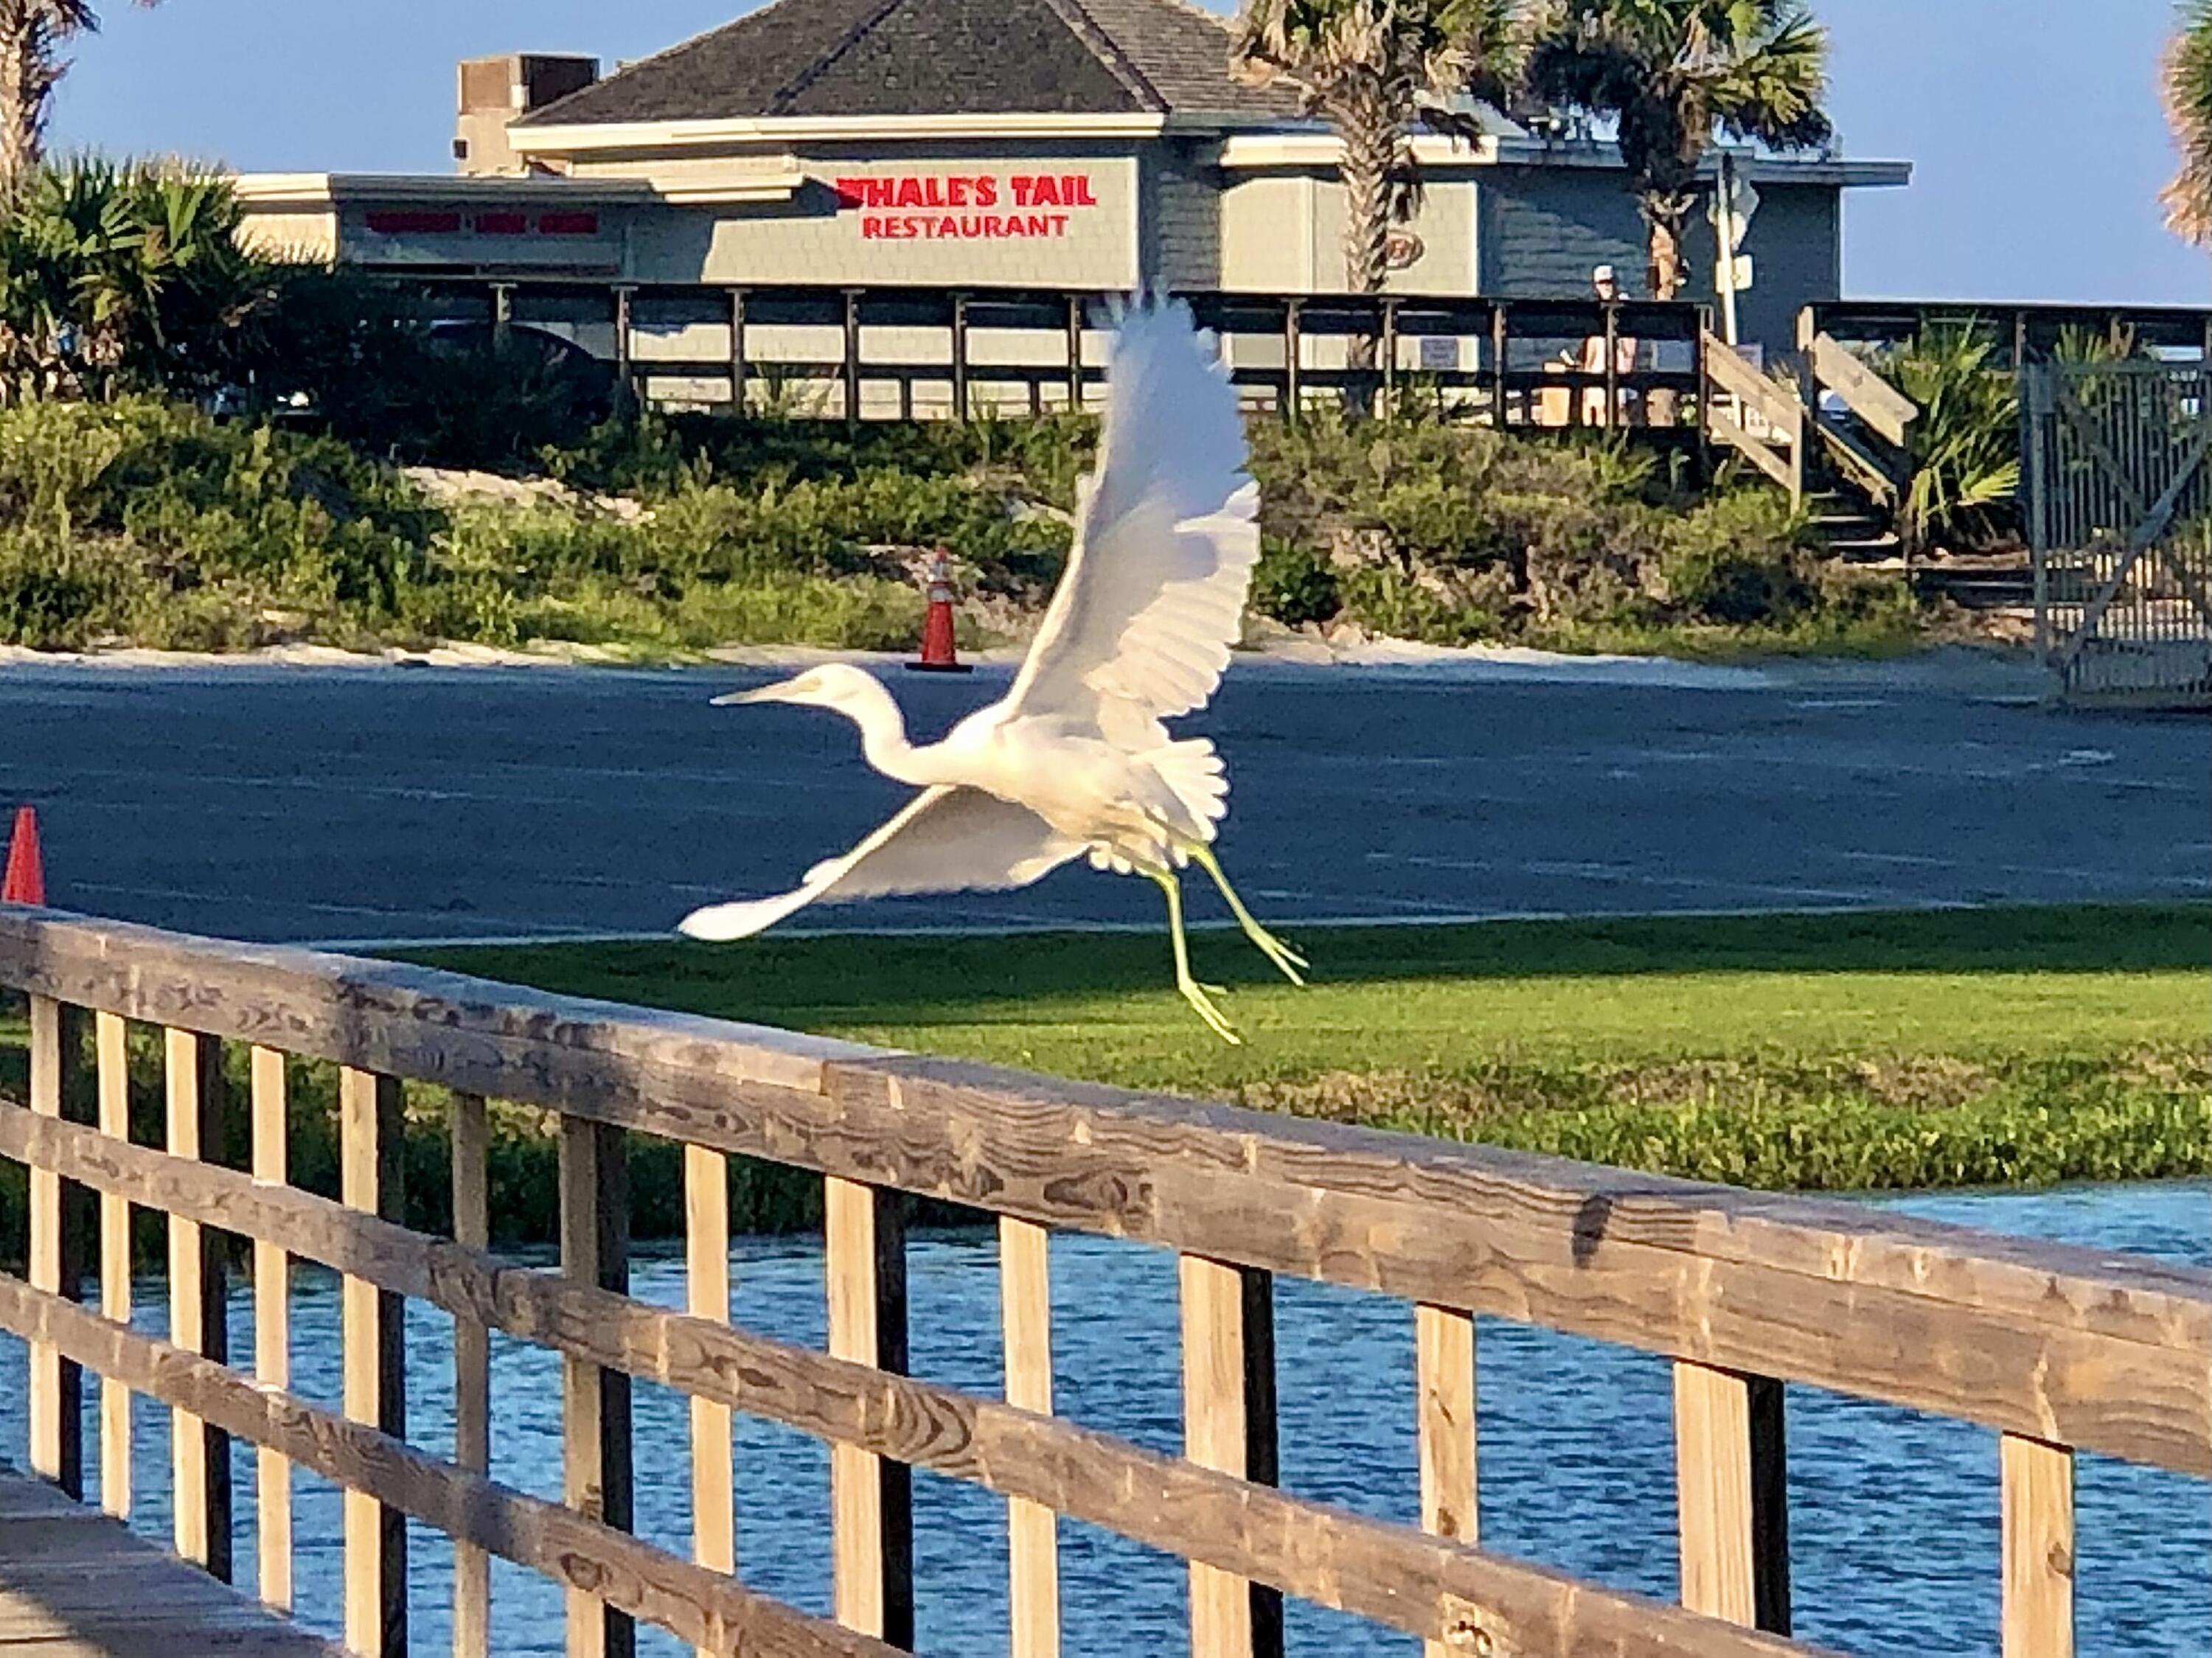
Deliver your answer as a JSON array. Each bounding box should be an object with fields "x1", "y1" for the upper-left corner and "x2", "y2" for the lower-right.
[{"x1": 678, "y1": 296, "x2": 1302, "y2": 1041}]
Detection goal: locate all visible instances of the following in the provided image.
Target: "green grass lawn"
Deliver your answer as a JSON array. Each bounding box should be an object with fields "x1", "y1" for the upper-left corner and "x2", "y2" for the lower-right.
[
  {"x1": 411, "y1": 902, "x2": 2211, "y2": 1194},
  {"x1": 1, "y1": 903, "x2": 2201, "y2": 1262}
]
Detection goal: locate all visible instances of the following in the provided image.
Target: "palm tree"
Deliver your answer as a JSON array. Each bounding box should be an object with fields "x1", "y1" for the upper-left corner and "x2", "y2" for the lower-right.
[
  {"x1": 1525, "y1": 0, "x2": 1829, "y2": 299},
  {"x1": 0, "y1": 155, "x2": 279, "y2": 401},
  {"x1": 1232, "y1": 1, "x2": 1521, "y2": 298},
  {"x1": 0, "y1": 0, "x2": 157, "y2": 194},
  {"x1": 2163, "y1": 1, "x2": 2212, "y2": 245}
]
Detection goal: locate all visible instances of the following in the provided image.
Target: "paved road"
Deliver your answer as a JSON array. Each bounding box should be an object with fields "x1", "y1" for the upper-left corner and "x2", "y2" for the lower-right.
[{"x1": 0, "y1": 651, "x2": 2201, "y2": 946}]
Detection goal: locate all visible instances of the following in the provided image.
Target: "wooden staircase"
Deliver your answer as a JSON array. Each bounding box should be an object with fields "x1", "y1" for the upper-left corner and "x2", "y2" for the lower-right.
[
  {"x1": 1704, "y1": 327, "x2": 2034, "y2": 611},
  {"x1": 1807, "y1": 489, "x2": 1899, "y2": 564}
]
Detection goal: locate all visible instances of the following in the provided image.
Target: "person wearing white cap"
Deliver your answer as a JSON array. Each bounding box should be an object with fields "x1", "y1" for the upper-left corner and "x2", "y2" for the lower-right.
[
  {"x1": 1581, "y1": 263, "x2": 1639, "y2": 425},
  {"x1": 1545, "y1": 264, "x2": 1640, "y2": 425}
]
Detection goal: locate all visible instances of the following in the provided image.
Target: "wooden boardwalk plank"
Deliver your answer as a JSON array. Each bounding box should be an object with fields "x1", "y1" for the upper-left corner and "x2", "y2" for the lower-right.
[{"x1": 0, "y1": 1465, "x2": 340, "y2": 1657}]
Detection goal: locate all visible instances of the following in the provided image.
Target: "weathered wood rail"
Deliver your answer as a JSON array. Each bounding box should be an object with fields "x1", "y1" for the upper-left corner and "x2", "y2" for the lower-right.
[
  {"x1": 0, "y1": 908, "x2": 2203, "y2": 1658},
  {"x1": 420, "y1": 279, "x2": 1714, "y2": 434}
]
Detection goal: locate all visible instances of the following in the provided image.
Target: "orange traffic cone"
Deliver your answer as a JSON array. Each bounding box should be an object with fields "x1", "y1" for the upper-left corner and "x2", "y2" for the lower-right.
[
  {"x1": 906, "y1": 547, "x2": 973, "y2": 675},
  {"x1": 2, "y1": 806, "x2": 44, "y2": 905}
]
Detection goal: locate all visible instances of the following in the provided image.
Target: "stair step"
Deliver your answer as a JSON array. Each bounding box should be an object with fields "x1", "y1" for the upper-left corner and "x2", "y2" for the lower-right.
[{"x1": 1913, "y1": 570, "x2": 2037, "y2": 610}]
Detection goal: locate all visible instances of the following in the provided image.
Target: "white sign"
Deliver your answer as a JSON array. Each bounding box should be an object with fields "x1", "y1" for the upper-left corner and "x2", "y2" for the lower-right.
[
  {"x1": 1707, "y1": 175, "x2": 1761, "y2": 229},
  {"x1": 1723, "y1": 253, "x2": 1755, "y2": 292}
]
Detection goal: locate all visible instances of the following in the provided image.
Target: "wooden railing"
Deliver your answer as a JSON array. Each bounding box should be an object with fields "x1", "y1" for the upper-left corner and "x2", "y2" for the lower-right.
[
  {"x1": 414, "y1": 279, "x2": 1713, "y2": 432},
  {"x1": 0, "y1": 908, "x2": 2205, "y2": 1658},
  {"x1": 1700, "y1": 330, "x2": 1806, "y2": 501},
  {"x1": 1794, "y1": 317, "x2": 1920, "y2": 515},
  {"x1": 1797, "y1": 299, "x2": 2212, "y2": 370}
]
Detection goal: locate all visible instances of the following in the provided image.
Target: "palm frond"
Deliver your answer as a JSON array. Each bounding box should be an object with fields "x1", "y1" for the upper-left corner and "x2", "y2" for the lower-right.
[
  {"x1": 1234, "y1": 0, "x2": 1526, "y2": 292},
  {"x1": 2164, "y1": 1, "x2": 2212, "y2": 245},
  {"x1": 1707, "y1": 7, "x2": 1829, "y2": 149}
]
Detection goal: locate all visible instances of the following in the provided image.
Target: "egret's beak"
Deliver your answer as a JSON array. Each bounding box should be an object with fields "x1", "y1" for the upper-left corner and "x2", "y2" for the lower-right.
[{"x1": 712, "y1": 677, "x2": 802, "y2": 707}]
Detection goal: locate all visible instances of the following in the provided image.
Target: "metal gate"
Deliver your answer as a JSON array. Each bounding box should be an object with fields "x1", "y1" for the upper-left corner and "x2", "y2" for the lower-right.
[{"x1": 2023, "y1": 360, "x2": 2212, "y2": 707}]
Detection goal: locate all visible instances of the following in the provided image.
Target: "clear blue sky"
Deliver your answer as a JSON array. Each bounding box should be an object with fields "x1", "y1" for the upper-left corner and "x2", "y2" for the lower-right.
[{"x1": 47, "y1": 0, "x2": 2212, "y2": 304}]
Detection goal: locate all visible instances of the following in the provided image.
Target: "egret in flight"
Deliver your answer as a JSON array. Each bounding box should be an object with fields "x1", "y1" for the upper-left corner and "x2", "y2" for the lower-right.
[{"x1": 679, "y1": 296, "x2": 1301, "y2": 1041}]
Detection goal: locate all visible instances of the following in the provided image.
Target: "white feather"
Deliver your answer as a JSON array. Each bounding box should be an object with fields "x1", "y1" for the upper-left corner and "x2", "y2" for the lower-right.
[
  {"x1": 678, "y1": 784, "x2": 1080, "y2": 940},
  {"x1": 1004, "y1": 299, "x2": 1262, "y2": 752},
  {"x1": 682, "y1": 296, "x2": 1259, "y2": 936}
]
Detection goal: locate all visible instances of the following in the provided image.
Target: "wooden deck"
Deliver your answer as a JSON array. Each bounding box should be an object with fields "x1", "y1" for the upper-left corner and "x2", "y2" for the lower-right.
[{"x1": 0, "y1": 1463, "x2": 339, "y2": 1657}]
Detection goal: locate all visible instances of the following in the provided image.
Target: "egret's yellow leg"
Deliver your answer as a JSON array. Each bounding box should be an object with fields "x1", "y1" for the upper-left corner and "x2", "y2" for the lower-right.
[
  {"x1": 1186, "y1": 842, "x2": 1308, "y2": 986},
  {"x1": 1146, "y1": 868, "x2": 1239, "y2": 1044}
]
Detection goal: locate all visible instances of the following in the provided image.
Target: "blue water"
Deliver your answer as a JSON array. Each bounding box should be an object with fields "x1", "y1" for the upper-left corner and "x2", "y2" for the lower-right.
[{"x1": 1, "y1": 1182, "x2": 2205, "y2": 1657}]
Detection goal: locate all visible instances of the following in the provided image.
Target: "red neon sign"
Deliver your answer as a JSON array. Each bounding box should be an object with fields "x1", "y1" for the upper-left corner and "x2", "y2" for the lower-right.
[
  {"x1": 832, "y1": 173, "x2": 1100, "y2": 241},
  {"x1": 364, "y1": 210, "x2": 463, "y2": 235}
]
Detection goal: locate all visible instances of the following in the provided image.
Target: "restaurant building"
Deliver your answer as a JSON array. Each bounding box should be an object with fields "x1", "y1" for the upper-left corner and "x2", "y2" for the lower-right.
[{"x1": 234, "y1": 0, "x2": 1909, "y2": 359}]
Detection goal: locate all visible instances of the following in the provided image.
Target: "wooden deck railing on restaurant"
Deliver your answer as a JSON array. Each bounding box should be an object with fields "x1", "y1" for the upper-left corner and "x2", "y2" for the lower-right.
[
  {"x1": 419, "y1": 279, "x2": 1713, "y2": 433},
  {"x1": 0, "y1": 908, "x2": 2202, "y2": 1658}
]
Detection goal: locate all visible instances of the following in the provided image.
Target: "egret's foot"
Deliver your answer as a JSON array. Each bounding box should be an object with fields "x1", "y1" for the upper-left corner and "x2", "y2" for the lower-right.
[
  {"x1": 1178, "y1": 975, "x2": 1242, "y2": 1044},
  {"x1": 1184, "y1": 843, "x2": 1309, "y2": 987},
  {"x1": 1242, "y1": 920, "x2": 1308, "y2": 987}
]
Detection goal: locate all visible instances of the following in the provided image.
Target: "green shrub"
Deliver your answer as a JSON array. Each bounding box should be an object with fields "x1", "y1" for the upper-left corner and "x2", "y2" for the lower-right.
[
  {"x1": 1250, "y1": 537, "x2": 1340, "y2": 626},
  {"x1": 1658, "y1": 490, "x2": 1818, "y2": 624},
  {"x1": 1877, "y1": 323, "x2": 2022, "y2": 554},
  {"x1": 0, "y1": 383, "x2": 1933, "y2": 659}
]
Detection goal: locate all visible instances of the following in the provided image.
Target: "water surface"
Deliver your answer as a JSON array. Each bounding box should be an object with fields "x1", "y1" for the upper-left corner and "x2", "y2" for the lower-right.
[{"x1": 1, "y1": 1181, "x2": 2203, "y2": 1656}]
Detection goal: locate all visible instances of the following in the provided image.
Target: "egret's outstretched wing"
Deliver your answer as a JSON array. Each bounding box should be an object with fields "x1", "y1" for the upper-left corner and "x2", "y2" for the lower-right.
[
  {"x1": 678, "y1": 786, "x2": 1080, "y2": 941},
  {"x1": 1004, "y1": 296, "x2": 1261, "y2": 750}
]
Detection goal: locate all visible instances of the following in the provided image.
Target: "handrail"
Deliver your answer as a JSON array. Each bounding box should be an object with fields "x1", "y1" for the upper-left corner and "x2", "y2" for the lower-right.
[
  {"x1": 1806, "y1": 332, "x2": 1916, "y2": 449},
  {"x1": 425, "y1": 277, "x2": 1714, "y2": 428},
  {"x1": 0, "y1": 907, "x2": 2202, "y2": 1657},
  {"x1": 1702, "y1": 331, "x2": 1804, "y2": 498}
]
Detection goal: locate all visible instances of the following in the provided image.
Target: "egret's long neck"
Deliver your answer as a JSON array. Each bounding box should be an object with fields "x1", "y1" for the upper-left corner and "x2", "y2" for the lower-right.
[{"x1": 835, "y1": 675, "x2": 932, "y2": 785}]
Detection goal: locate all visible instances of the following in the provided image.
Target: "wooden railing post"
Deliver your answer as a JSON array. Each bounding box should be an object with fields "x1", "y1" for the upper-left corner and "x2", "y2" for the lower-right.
[
  {"x1": 1489, "y1": 303, "x2": 1511, "y2": 427},
  {"x1": 1000, "y1": 1217, "x2": 1059, "y2": 1658},
  {"x1": 613, "y1": 285, "x2": 636, "y2": 414},
  {"x1": 250, "y1": 1045, "x2": 292, "y2": 1614},
  {"x1": 27, "y1": 994, "x2": 82, "y2": 1499},
  {"x1": 166, "y1": 1026, "x2": 232, "y2": 1581},
  {"x1": 452, "y1": 1093, "x2": 493, "y2": 1658},
  {"x1": 1599, "y1": 303, "x2": 1620, "y2": 429},
  {"x1": 686, "y1": 1140, "x2": 736, "y2": 1653},
  {"x1": 727, "y1": 286, "x2": 748, "y2": 414},
  {"x1": 1380, "y1": 297, "x2": 1399, "y2": 417},
  {"x1": 1065, "y1": 295, "x2": 1085, "y2": 409},
  {"x1": 2001, "y1": 1434, "x2": 2075, "y2": 1658},
  {"x1": 824, "y1": 1176, "x2": 914, "y2": 1649},
  {"x1": 1673, "y1": 1362, "x2": 1790, "y2": 1634},
  {"x1": 94, "y1": 1011, "x2": 131, "y2": 1520},
  {"x1": 841, "y1": 288, "x2": 863, "y2": 426},
  {"x1": 1415, "y1": 1305, "x2": 1477, "y2": 1658},
  {"x1": 561, "y1": 1115, "x2": 636, "y2": 1658},
  {"x1": 1179, "y1": 1255, "x2": 1284, "y2": 1658},
  {"x1": 341, "y1": 1067, "x2": 408, "y2": 1658},
  {"x1": 950, "y1": 292, "x2": 972, "y2": 421}
]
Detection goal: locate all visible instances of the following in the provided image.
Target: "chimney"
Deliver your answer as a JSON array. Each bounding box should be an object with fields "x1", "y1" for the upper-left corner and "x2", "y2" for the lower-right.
[{"x1": 455, "y1": 54, "x2": 598, "y2": 176}]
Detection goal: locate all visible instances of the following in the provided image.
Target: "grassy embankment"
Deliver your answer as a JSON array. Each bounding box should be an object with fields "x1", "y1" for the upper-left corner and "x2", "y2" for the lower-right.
[
  {"x1": 0, "y1": 396, "x2": 1929, "y2": 663},
  {"x1": 5, "y1": 904, "x2": 2197, "y2": 1263}
]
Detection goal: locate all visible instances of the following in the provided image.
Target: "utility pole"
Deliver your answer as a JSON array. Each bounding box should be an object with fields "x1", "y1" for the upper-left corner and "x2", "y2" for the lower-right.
[{"x1": 1715, "y1": 150, "x2": 1742, "y2": 347}]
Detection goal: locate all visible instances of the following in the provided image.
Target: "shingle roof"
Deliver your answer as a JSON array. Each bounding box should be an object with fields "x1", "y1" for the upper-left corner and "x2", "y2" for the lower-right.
[{"x1": 515, "y1": 0, "x2": 1305, "y2": 128}]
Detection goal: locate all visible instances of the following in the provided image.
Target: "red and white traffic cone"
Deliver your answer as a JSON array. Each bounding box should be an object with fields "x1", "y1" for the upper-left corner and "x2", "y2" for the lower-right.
[
  {"x1": 906, "y1": 548, "x2": 973, "y2": 675},
  {"x1": 2, "y1": 805, "x2": 45, "y2": 905}
]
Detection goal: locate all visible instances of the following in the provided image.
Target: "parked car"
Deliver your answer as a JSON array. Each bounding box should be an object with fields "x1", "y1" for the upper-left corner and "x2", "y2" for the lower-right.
[{"x1": 425, "y1": 320, "x2": 619, "y2": 426}]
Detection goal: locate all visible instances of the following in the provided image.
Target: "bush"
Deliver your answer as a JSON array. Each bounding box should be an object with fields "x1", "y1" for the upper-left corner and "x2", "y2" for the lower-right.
[
  {"x1": 0, "y1": 377, "x2": 1922, "y2": 659},
  {"x1": 1657, "y1": 490, "x2": 1818, "y2": 624},
  {"x1": 1251, "y1": 537, "x2": 1340, "y2": 627},
  {"x1": 1877, "y1": 323, "x2": 2022, "y2": 554},
  {"x1": 0, "y1": 396, "x2": 425, "y2": 644}
]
